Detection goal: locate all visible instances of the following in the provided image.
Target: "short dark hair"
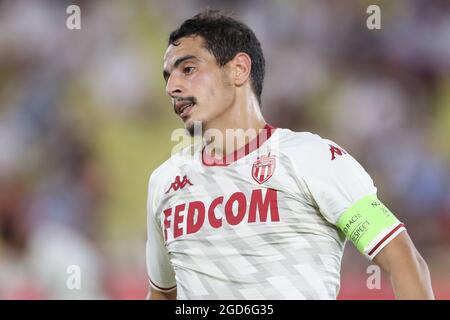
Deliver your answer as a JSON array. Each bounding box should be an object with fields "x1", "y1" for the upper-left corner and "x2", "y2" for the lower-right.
[{"x1": 168, "y1": 9, "x2": 265, "y2": 106}]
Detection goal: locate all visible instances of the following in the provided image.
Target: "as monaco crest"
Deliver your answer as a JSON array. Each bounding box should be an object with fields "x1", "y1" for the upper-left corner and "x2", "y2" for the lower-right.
[{"x1": 252, "y1": 153, "x2": 276, "y2": 184}]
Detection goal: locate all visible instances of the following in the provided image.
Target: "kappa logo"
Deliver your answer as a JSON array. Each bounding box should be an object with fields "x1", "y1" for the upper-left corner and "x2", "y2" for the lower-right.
[
  {"x1": 252, "y1": 153, "x2": 276, "y2": 184},
  {"x1": 165, "y1": 175, "x2": 193, "y2": 194},
  {"x1": 329, "y1": 144, "x2": 347, "y2": 160}
]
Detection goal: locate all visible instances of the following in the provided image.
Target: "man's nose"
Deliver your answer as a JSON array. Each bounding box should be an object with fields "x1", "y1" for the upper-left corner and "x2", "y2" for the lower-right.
[{"x1": 166, "y1": 74, "x2": 183, "y2": 98}]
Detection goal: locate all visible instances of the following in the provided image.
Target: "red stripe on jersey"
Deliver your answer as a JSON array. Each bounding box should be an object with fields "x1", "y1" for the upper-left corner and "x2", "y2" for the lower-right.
[{"x1": 368, "y1": 223, "x2": 405, "y2": 257}]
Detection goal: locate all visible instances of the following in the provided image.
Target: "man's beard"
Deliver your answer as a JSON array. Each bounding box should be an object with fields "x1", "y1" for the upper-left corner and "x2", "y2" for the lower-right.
[{"x1": 186, "y1": 120, "x2": 204, "y2": 137}]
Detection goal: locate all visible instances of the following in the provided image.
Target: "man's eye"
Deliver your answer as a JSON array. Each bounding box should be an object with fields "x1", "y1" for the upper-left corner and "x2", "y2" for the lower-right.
[{"x1": 184, "y1": 66, "x2": 195, "y2": 74}]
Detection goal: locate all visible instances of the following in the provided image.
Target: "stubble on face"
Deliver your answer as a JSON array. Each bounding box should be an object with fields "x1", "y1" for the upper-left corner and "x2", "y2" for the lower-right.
[
  {"x1": 185, "y1": 68, "x2": 234, "y2": 137},
  {"x1": 186, "y1": 119, "x2": 203, "y2": 137}
]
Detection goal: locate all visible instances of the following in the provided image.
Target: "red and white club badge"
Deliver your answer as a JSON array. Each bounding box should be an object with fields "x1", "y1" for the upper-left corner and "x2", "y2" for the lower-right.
[{"x1": 252, "y1": 153, "x2": 276, "y2": 184}]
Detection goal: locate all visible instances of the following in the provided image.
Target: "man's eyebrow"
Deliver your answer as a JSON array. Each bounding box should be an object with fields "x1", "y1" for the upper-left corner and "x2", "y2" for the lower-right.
[{"x1": 163, "y1": 55, "x2": 199, "y2": 81}]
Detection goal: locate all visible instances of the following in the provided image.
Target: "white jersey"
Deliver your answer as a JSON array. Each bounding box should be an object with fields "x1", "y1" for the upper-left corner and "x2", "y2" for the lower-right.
[{"x1": 146, "y1": 125, "x2": 403, "y2": 299}]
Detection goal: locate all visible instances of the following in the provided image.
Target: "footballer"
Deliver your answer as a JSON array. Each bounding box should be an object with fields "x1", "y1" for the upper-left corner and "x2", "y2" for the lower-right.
[{"x1": 146, "y1": 10, "x2": 434, "y2": 300}]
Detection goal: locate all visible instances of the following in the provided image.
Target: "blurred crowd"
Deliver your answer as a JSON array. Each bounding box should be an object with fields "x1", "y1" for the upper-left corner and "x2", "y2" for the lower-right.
[{"x1": 0, "y1": 0, "x2": 449, "y2": 299}]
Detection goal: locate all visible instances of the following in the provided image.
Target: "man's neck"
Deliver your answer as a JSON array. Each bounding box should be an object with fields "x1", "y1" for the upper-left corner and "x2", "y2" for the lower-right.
[{"x1": 202, "y1": 97, "x2": 267, "y2": 160}]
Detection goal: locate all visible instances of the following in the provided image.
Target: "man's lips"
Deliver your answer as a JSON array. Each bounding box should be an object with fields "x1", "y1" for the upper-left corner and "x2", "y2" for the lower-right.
[
  {"x1": 174, "y1": 100, "x2": 196, "y2": 119},
  {"x1": 180, "y1": 104, "x2": 195, "y2": 120}
]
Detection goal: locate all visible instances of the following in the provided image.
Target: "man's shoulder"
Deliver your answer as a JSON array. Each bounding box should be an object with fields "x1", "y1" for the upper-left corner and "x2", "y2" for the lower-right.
[
  {"x1": 276, "y1": 128, "x2": 335, "y2": 159},
  {"x1": 277, "y1": 128, "x2": 322, "y2": 145},
  {"x1": 276, "y1": 128, "x2": 371, "y2": 185}
]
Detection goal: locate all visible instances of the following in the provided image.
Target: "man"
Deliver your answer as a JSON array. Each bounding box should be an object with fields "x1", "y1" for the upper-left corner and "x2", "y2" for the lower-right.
[{"x1": 146, "y1": 10, "x2": 434, "y2": 299}]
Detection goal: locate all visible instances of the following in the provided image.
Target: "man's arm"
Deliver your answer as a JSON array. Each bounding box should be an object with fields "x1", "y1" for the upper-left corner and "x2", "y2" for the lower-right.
[
  {"x1": 146, "y1": 172, "x2": 178, "y2": 301},
  {"x1": 373, "y1": 231, "x2": 434, "y2": 299},
  {"x1": 146, "y1": 288, "x2": 177, "y2": 300}
]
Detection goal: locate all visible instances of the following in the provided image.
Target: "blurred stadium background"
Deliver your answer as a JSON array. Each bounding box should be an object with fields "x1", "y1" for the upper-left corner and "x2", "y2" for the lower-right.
[{"x1": 0, "y1": 0, "x2": 449, "y2": 299}]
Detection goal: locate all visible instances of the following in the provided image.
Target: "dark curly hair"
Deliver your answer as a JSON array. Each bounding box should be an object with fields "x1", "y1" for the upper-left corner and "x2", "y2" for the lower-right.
[{"x1": 168, "y1": 9, "x2": 265, "y2": 106}]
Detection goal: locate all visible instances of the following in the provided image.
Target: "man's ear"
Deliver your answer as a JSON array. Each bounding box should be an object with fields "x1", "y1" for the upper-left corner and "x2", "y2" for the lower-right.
[{"x1": 231, "y1": 52, "x2": 252, "y2": 87}]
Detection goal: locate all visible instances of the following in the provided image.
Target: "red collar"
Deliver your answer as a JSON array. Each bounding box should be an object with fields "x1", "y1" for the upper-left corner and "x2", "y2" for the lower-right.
[{"x1": 201, "y1": 124, "x2": 276, "y2": 166}]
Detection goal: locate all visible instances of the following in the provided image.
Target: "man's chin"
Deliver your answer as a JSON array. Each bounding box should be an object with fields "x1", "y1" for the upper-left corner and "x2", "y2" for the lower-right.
[{"x1": 185, "y1": 119, "x2": 204, "y2": 137}]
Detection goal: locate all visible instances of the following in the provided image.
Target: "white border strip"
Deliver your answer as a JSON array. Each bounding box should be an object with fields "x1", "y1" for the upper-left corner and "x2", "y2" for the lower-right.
[
  {"x1": 364, "y1": 223, "x2": 406, "y2": 260},
  {"x1": 149, "y1": 278, "x2": 177, "y2": 293}
]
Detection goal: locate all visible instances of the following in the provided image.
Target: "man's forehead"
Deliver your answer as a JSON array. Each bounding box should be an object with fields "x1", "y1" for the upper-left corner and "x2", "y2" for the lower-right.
[{"x1": 163, "y1": 36, "x2": 208, "y2": 67}]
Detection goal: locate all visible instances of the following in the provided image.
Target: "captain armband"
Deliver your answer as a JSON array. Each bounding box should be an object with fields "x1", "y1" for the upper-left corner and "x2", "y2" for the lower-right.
[{"x1": 336, "y1": 194, "x2": 406, "y2": 260}]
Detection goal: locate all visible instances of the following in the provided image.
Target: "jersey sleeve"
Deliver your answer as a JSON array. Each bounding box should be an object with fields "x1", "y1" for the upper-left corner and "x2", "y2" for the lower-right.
[
  {"x1": 295, "y1": 136, "x2": 406, "y2": 260},
  {"x1": 146, "y1": 172, "x2": 177, "y2": 292}
]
